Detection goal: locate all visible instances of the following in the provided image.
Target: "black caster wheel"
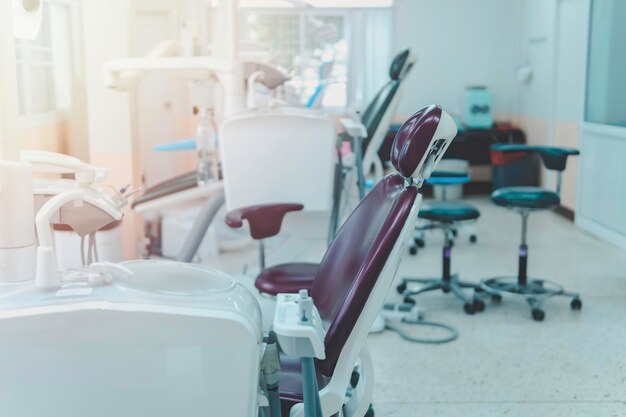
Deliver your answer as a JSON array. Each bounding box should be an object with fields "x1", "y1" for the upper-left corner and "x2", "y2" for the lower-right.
[
  {"x1": 403, "y1": 296, "x2": 416, "y2": 305},
  {"x1": 365, "y1": 404, "x2": 375, "y2": 417},
  {"x1": 414, "y1": 238, "x2": 425, "y2": 248},
  {"x1": 571, "y1": 297, "x2": 582, "y2": 310},
  {"x1": 491, "y1": 294, "x2": 503, "y2": 303},
  {"x1": 396, "y1": 282, "x2": 407, "y2": 294},
  {"x1": 469, "y1": 234, "x2": 477, "y2": 243},
  {"x1": 463, "y1": 302, "x2": 476, "y2": 315},
  {"x1": 408, "y1": 246, "x2": 418, "y2": 256},
  {"x1": 452, "y1": 229, "x2": 458, "y2": 237},
  {"x1": 472, "y1": 298, "x2": 486, "y2": 312},
  {"x1": 531, "y1": 309, "x2": 545, "y2": 322},
  {"x1": 442, "y1": 287, "x2": 451, "y2": 294}
]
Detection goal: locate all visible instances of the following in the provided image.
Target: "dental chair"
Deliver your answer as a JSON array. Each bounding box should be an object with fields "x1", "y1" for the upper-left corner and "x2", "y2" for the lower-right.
[
  {"x1": 341, "y1": 49, "x2": 415, "y2": 201},
  {"x1": 226, "y1": 105, "x2": 456, "y2": 306},
  {"x1": 0, "y1": 105, "x2": 454, "y2": 417},
  {"x1": 480, "y1": 144, "x2": 582, "y2": 321}
]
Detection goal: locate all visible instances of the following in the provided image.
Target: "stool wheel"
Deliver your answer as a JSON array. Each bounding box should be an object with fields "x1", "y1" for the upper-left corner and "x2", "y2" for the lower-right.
[
  {"x1": 571, "y1": 297, "x2": 582, "y2": 310},
  {"x1": 396, "y1": 282, "x2": 407, "y2": 294},
  {"x1": 442, "y1": 287, "x2": 451, "y2": 294},
  {"x1": 531, "y1": 309, "x2": 545, "y2": 322},
  {"x1": 463, "y1": 302, "x2": 476, "y2": 315},
  {"x1": 408, "y1": 246, "x2": 418, "y2": 256},
  {"x1": 491, "y1": 294, "x2": 502, "y2": 303},
  {"x1": 365, "y1": 404, "x2": 375, "y2": 417},
  {"x1": 414, "y1": 237, "x2": 425, "y2": 248},
  {"x1": 469, "y1": 234, "x2": 477, "y2": 243},
  {"x1": 472, "y1": 298, "x2": 486, "y2": 312},
  {"x1": 451, "y1": 229, "x2": 458, "y2": 237},
  {"x1": 404, "y1": 296, "x2": 416, "y2": 305}
]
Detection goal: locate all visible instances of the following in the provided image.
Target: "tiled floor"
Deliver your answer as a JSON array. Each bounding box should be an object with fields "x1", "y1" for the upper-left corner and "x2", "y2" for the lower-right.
[
  {"x1": 205, "y1": 197, "x2": 626, "y2": 417},
  {"x1": 366, "y1": 198, "x2": 626, "y2": 417}
]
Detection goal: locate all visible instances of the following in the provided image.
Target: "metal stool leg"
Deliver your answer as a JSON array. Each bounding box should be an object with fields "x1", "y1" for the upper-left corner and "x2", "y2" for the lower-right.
[{"x1": 482, "y1": 209, "x2": 582, "y2": 321}]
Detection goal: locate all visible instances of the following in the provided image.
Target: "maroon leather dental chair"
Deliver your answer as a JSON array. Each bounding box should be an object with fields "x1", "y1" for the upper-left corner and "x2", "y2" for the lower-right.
[
  {"x1": 225, "y1": 105, "x2": 456, "y2": 417},
  {"x1": 226, "y1": 105, "x2": 456, "y2": 299}
]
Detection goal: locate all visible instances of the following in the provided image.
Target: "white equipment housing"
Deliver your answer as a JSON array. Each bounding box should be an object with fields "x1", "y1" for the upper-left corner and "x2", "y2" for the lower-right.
[
  {"x1": 0, "y1": 261, "x2": 263, "y2": 417},
  {"x1": 221, "y1": 108, "x2": 336, "y2": 212}
]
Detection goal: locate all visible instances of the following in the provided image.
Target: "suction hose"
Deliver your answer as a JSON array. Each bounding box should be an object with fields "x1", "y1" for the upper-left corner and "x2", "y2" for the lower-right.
[
  {"x1": 262, "y1": 332, "x2": 282, "y2": 417},
  {"x1": 301, "y1": 357, "x2": 323, "y2": 417}
]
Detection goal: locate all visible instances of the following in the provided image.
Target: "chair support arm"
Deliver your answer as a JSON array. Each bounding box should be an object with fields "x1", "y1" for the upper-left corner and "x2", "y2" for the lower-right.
[{"x1": 225, "y1": 203, "x2": 304, "y2": 240}]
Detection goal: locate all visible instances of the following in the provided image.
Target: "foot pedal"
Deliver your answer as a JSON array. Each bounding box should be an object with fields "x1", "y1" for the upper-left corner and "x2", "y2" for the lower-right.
[{"x1": 382, "y1": 301, "x2": 424, "y2": 322}]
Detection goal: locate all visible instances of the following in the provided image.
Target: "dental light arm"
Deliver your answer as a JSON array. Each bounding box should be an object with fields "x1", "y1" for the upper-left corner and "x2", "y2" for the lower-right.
[{"x1": 23, "y1": 150, "x2": 108, "y2": 184}]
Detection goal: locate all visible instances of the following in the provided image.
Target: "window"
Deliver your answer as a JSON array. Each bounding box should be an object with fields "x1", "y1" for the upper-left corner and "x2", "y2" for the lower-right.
[
  {"x1": 242, "y1": 9, "x2": 349, "y2": 109},
  {"x1": 15, "y1": 0, "x2": 82, "y2": 125},
  {"x1": 586, "y1": 0, "x2": 626, "y2": 127}
]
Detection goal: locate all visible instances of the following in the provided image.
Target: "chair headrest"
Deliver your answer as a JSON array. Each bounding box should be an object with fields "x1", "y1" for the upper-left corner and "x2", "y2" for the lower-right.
[
  {"x1": 389, "y1": 48, "x2": 411, "y2": 80},
  {"x1": 390, "y1": 105, "x2": 458, "y2": 180}
]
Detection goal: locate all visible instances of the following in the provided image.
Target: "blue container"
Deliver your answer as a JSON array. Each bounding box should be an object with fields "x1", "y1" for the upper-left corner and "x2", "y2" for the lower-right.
[{"x1": 464, "y1": 86, "x2": 493, "y2": 129}]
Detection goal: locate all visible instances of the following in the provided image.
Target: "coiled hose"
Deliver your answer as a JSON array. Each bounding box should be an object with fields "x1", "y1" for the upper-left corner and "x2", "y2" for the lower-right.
[{"x1": 301, "y1": 357, "x2": 323, "y2": 417}]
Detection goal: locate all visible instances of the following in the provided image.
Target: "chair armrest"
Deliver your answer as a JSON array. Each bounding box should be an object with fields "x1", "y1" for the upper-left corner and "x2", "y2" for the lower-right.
[
  {"x1": 490, "y1": 144, "x2": 579, "y2": 171},
  {"x1": 225, "y1": 203, "x2": 304, "y2": 240}
]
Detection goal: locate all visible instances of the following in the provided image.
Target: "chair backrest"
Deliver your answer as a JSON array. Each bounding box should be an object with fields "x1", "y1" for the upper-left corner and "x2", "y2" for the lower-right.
[
  {"x1": 312, "y1": 172, "x2": 418, "y2": 375},
  {"x1": 220, "y1": 107, "x2": 336, "y2": 212},
  {"x1": 310, "y1": 105, "x2": 457, "y2": 379},
  {"x1": 360, "y1": 49, "x2": 414, "y2": 176}
]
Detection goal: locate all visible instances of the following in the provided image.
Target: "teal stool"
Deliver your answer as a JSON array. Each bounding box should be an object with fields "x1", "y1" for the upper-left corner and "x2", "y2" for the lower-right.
[
  {"x1": 398, "y1": 201, "x2": 485, "y2": 314},
  {"x1": 410, "y1": 169, "x2": 477, "y2": 253},
  {"x1": 481, "y1": 145, "x2": 582, "y2": 321}
]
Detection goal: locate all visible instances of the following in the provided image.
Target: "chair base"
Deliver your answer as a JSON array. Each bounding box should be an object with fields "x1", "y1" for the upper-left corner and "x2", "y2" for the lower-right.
[
  {"x1": 398, "y1": 275, "x2": 486, "y2": 314},
  {"x1": 480, "y1": 276, "x2": 582, "y2": 321}
]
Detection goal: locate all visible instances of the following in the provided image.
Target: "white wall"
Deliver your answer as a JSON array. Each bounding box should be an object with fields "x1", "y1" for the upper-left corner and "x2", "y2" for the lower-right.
[{"x1": 392, "y1": 0, "x2": 523, "y2": 118}]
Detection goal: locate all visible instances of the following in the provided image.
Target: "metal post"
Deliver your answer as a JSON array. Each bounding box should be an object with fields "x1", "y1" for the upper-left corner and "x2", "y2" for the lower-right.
[
  {"x1": 518, "y1": 211, "x2": 529, "y2": 286},
  {"x1": 176, "y1": 189, "x2": 225, "y2": 262},
  {"x1": 556, "y1": 171, "x2": 562, "y2": 196},
  {"x1": 328, "y1": 146, "x2": 343, "y2": 245},
  {"x1": 259, "y1": 240, "x2": 266, "y2": 270},
  {"x1": 354, "y1": 136, "x2": 366, "y2": 200},
  {"x1": 520, "y1": 210, "x2": 529, "y2": 246}
]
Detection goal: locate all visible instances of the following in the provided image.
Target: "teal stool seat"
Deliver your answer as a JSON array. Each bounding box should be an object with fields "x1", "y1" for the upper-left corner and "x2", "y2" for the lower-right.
[
  {"x1": 492, "y1": 187, "x2": 560, "y2": 210},
  {"x1": 419, "y1": 201, "x2": 480, "y2": 222}
]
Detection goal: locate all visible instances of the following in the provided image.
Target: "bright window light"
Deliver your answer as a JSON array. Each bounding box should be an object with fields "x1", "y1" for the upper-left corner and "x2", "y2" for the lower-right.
[
  {"x1": 242, "y1": 10, "x2": 349, "y2": 109},
  {"x1": 237, "y1": 0, "x2": 393, "y2": 8}
]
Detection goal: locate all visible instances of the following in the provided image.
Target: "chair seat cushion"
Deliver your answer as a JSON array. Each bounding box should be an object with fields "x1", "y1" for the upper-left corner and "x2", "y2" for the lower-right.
[
  {"x1": 492, "y1": 187, "x2": 560, "y2": 209},
  {"x1": 418, "y1": 201, "x2": 480, "y2": 222},
  {"x1": 255, "y1": 262, "x2": 319, "y2": 296},
  {"x1": 278, "y1": 353, "x2": 331, "y2": 416}
]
